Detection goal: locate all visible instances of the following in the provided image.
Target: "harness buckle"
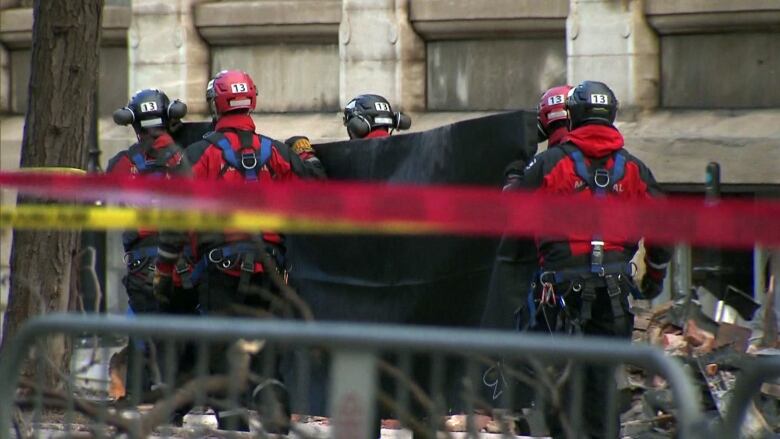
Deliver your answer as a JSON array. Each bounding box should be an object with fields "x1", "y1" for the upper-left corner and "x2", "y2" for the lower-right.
[
  {"x1": 175, "y1": 261, "x2": 191, "y2": 275},
  {"x1": 539, "y1": 271, "x2": 555, "y2": 285},
  {"x1": 594, "y1": 169, "x2": 610, "y2": 188},
  {"x1": 208, "y1": 248, "x2": 224, "y2": 264},
  {"x1": 240, "y1": 258, "x2": 254, "y2": 273},
  {"x1": 241, "y1": 152, "x2": 258, "y2": 170},
  {"x1": 590, "y1": 240, "x2": 605, "y2": 275}
]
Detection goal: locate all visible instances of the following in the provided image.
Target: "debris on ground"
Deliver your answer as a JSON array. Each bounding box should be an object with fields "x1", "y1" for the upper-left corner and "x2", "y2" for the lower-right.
[{"x1": 625, "y1": 285, "x2": 780, "y2": 437}]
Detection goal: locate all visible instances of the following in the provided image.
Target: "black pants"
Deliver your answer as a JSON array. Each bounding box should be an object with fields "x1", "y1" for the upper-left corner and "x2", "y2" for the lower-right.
[
  {"x1": 123, "y1": 270, "x2": 199, "y2": 398},
  {"x1": 196, "y1": 265, "x2": 291, "y2": 433},
  {"x1": 539, "y1": 281, "x2": 634, "y2": 439}
]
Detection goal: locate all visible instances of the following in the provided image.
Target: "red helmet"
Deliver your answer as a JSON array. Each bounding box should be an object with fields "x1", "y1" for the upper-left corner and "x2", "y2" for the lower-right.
[
  {"x1": 206, "y1": 70, "x2": 258, "y2": 116},
  {"x1": 537, "y1": 85, "x2": 573, "y2": 141}
]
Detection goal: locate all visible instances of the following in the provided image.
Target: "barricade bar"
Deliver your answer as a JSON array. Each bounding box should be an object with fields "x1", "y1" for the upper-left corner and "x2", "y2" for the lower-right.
[{"x1": 0, "y1": 313, "x2": 707, "y2": 438}]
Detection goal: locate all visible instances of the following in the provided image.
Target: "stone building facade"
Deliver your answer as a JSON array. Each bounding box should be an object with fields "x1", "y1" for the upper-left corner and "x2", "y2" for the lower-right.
[{"x1": 1, "y1": 0, "x2": 779, "y2": 315}]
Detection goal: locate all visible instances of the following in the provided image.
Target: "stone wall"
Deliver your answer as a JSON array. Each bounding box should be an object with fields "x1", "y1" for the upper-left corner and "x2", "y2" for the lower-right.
[
  {"x1": 427, "y1": 39, "x2": 566, "y2": 111},
  {"x1": 0, "y1": 5, "x2": 131, "y2": 116},
  {"x1": 646, "y1": 0, "x2": 780, "y2": 109}
]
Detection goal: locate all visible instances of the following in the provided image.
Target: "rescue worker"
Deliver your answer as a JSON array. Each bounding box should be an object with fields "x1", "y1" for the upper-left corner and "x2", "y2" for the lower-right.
[
  {"x1": 107, "y1": 88, "x2": 196, "y2": 399},
  {"x1": 482, "y1": 84, "x2": 574, "y2": 332},
  {"x1": 342, "y1": 94, "x2": 411, "y2": 139},
  {"x1": 504, "y1": 84, "x2": 573, "y2": 188},
  {"x1": 480, "y1": 86, "x2": 574, "y2": 419},
  {"x1": 511, "y1": 81, "x2": 670, "y2": 438},
  {"x1": 152, "y1": 69, "x2": 325, "y2": 432}
]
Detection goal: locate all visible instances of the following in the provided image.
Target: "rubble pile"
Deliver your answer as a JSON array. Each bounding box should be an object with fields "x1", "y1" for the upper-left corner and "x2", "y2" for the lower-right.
[{"x1": 624, "y1": 287, "x2": 780, "y2": 438}]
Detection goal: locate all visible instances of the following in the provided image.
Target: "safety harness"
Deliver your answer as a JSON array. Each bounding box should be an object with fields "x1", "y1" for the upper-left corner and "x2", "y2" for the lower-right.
[
  {"x1": 127, "y1": 140, "x2": 181, "y2": 176},
  {"x1": 123, "y1": 140, "x2": 198, "y2": 287},
  {"x1": 188, "y1": 131, "x2": 279, "y2": 298},
  {"x1": 124, "y1": 246, "x2": 196, "y2": 289},
  {"x1": 539, "y1": 144, "x2": 630, "y2": 333},
  {"x1": 203, "y1": 130, "x2": 272, "y2": 181}
]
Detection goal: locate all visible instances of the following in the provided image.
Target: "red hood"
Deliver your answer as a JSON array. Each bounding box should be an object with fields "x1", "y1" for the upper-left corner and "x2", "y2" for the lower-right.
[
  {"x1": 547, "y1": 126, "x2": 569, "y2": 148},
  {"x1": 562, "y1": 124, "x2": 624, "y2": 158},
  {"x1": 364, "y1": 128, "x2": 390, "y2": 139},
  {"x1": 215, "y1": 112, "x2": 256, "y2": 132},
  {"x1": 152, "y1": 133, "x2": 174, "y2": 149}
]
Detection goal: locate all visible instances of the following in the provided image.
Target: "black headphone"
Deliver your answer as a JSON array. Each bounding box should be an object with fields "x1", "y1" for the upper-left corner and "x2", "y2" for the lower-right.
[
  {"x1": 113, "y1": 99, "x2": 188, "y2": 126},
  {"x1": 346, "y1": 112, "x2": 412, "y2": 139}
]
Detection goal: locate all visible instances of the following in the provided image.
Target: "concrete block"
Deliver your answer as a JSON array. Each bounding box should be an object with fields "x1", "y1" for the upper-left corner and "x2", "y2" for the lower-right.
[
  {"x1": 132, "y1": 0, "x2": 180, "y2": 16},
  {"x1": 0, "y1": 6, "x2": 130, "y2": 49},
  {"x1": 567, "y1": 54, "x2": 631, "y2": 101},
  {"x1": 129, "y1": 13, "x2": 184, "y2": 65},
  {"x1": 410, "y1": 0, "x2": 568, "y2": 21},
  {"x1": 9, "y1": 48, "x2": 28, "y2": 114},
  {"x1": 340, "y1": 13, "x2": 399, "y2": 61},
  {"x1": 129, "y1": 63, "x2": 193, "y2": 98},
  {"x1": 427, "y1": 39, "x2": 566, "y2": 111},
  {"x1": 182, "y1": 65, "x2": 211, "y2": 115},
  {"x1": 646, "y1": 0, "x2": 780, "y2": 15},
  {"x1": 8, "y1": 46, "x2": 128, "y2": 117},
  {"x1": 0, "y1": 0, "x2": 21, "y2": 9},
  {"x1": 195, "y1": 0, "x2": 341, "y2": 27},
  {"x1": 567, "y1": 0, "x2": 660, "y2": 110},
  {"x1": 340, "y1": 59, "x2": 398, "y2": 108},
  {"x1": 340, "y1": 0, "x2": 425, "y2": 111},
  {"x1": 0, "y1": 43, "x2": 9, "y2": 113},
  {"x1": 98, "y1": 47, "x2": 129, "y2": 116},
  {"x1": 212, "y1": 44, "x2": 340, "y2": 112},
  {"x1": 344, "y1": 0, "x2": 394, "y2": 12}
]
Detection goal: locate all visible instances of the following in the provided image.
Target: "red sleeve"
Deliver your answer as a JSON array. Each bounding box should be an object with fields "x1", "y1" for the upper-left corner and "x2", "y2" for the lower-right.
[
  {"x1": 191, "y1": 148, "x2": 213, "y2": 179},
  {"x1": 268, "y1": 147, "x2": 298, "y2": 181},
  {"x1": 106, "y1": 154, "x2": 132, "y2": 175}
]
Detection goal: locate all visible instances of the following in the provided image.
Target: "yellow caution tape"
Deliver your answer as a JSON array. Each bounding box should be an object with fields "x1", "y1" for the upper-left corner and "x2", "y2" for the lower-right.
[
  {"x1": 16, "y1": 167, "x2": 87, "y2": 175},
  {"x1": 0, "y1": 204, "x2": 438, "y2": 235}
]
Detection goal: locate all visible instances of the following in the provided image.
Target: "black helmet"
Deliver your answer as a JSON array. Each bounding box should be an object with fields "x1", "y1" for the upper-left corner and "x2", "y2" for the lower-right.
[
  {"x1": 113, "y1": 89, "x2": 188, "y2": 135},
  {"x1": 566, "y1": 81, "x2": 618, "y2": 129},
  {"x1": 342, "y1": 94, "x2": 411, "y2": 139}
]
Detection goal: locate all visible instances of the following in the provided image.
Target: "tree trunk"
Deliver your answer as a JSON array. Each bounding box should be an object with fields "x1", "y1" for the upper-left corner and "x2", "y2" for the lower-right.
[{"x1": 2, "y1": 0, "x2": 104, "y2": 385}]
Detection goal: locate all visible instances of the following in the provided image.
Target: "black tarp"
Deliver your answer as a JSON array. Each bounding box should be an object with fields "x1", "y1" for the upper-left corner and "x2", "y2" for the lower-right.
[
  {"x1": 283, "y1": 111, "x2": 537, "y2": 415},
  {"x1": 287, "y1": 110, "x2": 537, "y2": 326},
  {"x1": 173, "y1": 121, "x2": 213, "y2": 148}
]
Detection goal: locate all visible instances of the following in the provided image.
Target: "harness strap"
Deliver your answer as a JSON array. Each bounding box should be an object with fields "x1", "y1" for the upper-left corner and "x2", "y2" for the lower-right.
[
  {"x1": 540, "y1": 262, "x2": 632, "y2": 284},
  {"x1": 238, "y1": 252, "x2": 255, "y2": 298},
  {"x1": 562, "y1": 144, "x2": 629, "y2": 276},
  {"x1": 204, "y1": 130, "x2": 273, "y2": 182},
  {"x1": 563, "y1": 144, "x2": 627, "y2": 195},
  {"x1": 579, "y1": 284, "x2": 597, "y2": 324},
  {"x1": 176, "y1": 259, "x2": 194, "y2": 290},
  {"x1": 605, "y1": 274, "x2": 625, "y2": 322},
  {"x1": 128, "y1": 140, "x2": 179, "y2": 175}
]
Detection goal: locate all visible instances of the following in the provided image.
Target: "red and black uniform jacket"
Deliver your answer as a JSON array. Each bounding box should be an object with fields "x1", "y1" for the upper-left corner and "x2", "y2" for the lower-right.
[
  {"x1": 106, "y1": 133, "x2": 193, "y2": 283},
  {"x1": 157, "y1": 113, "x2": 325, "y2": 277},
  {"x1": 512, "y1": 123, "x2": 671, "y2": 271}
]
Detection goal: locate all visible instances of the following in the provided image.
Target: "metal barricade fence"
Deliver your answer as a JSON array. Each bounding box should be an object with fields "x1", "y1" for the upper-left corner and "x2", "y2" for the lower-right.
[
  {"x1": 0, "y1": 313, "x2": 708, "y2": 439},
  {"x1": 719, "y1": 356, "x2": 780, "y2": 439}
]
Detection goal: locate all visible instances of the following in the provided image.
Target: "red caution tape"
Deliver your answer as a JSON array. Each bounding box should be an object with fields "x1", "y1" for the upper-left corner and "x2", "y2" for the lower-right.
[{"x1": 1, "y1": 171, "x2": 779, "y2": 248}]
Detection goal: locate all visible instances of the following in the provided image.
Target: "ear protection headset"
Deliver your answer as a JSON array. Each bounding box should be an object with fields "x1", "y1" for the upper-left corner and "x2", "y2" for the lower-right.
[
  {"x1": 345, "y1": 111, "x2": 412, "y2": 139},
  {"x1": 112, "y1": 99, "x2": 188, "y2": 127}
]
